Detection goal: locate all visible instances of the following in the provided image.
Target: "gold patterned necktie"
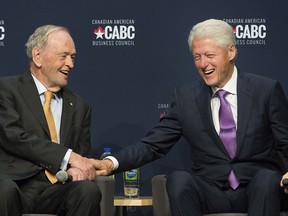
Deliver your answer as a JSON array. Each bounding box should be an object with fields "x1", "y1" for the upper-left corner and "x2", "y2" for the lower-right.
[{"x1": 43, "y1": 91, "x2": 58, "y2": 184}]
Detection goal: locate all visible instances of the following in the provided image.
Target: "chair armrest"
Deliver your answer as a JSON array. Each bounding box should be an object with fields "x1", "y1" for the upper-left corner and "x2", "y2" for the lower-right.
[
  {"x1": 152, "y1": 174, "x2": 171, "y2": 216},
  {"x1": 95, "y1": 176, "x2": 115, "y2": 216}
]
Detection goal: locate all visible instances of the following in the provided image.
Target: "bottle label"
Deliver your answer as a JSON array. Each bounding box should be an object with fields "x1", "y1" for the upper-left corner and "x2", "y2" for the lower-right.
[
  {"x1": 124, "y1": 187, "x2": 139, "y2": 197},
  {"x1": 125, "y1": 169, "x2": 138, "y2": 180},
  {"x1": 124, "y1": 169, "x2": 140, "y2": 198}
]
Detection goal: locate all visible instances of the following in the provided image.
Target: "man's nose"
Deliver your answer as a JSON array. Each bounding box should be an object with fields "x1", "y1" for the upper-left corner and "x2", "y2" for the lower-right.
[
  {"x1": 199, "y1": 57, "x2": 208, "y2": 68},
  {"x1": 66, "y1": 56, "x2": 74, "y2": 68}
]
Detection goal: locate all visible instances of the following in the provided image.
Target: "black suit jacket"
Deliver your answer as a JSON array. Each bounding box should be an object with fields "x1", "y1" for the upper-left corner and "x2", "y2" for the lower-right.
[
  {"x1": 114, "y1": 72, "x2": 288, "y2": 186},
  {"x1": 0, "y1": 72, "x2": 92, "y2": 180}
]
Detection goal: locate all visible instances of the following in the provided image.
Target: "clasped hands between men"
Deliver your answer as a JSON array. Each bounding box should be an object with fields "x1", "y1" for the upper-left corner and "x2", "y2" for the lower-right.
[
  {"x1": 69, "y1": 151, "x2": 288, "y2": 195},
  {"x1": 67, "y1": 152, "x2": 114, "y2": 181}
]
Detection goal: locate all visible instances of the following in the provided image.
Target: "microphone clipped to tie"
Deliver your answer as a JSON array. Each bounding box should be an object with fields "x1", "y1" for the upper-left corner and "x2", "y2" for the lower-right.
[{"x1": 56, "y1": 170, "x2": 72, "y2": 184}]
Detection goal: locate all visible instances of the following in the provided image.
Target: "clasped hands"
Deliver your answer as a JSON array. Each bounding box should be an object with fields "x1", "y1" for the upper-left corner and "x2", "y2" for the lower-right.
[
  {"x1": 68, "y1": 152, "x2": 288, "y2": 191},
  {"x1": 281, "y1": 172, "x2": 288, "y2": 194},
  {"x1": 67, "y1": 152, "x2": 114, "y2": 182}
]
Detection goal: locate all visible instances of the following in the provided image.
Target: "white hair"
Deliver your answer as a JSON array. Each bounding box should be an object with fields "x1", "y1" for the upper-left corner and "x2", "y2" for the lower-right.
[
  {"x1": 188, "y1": 19, "x2": 237, "y2": 55},
  {"x1": 25, "y1": 25, "x2": 69, "y2": 59}
]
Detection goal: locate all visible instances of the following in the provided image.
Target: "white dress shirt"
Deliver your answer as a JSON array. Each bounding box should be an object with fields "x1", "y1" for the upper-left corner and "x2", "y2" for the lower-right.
[{"x1": 211, "y1": 66, "x2": 238, "y2": 134}]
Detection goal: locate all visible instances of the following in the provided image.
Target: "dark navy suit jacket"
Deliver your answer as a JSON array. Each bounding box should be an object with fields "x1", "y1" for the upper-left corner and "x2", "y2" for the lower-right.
[{"x1": 114, "y1": 72, "x2": 288, "y2": 187}]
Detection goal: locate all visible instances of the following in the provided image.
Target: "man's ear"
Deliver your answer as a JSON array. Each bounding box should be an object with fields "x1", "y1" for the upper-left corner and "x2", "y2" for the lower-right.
[
  {"x1": 228, "y1": 44, "x2": 236, "y2": 61},
  {"x1": 32, "y1": 47, "x2": 42, "y2": 67}
]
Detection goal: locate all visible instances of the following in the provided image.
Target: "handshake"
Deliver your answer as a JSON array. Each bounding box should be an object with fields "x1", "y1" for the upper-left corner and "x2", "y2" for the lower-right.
[
  {"x1": 282, "y1": 178, "x2": 288, "y2": 194},
  {"x1": 64, "y1": 152, "x2": 114, "y2": 182}
]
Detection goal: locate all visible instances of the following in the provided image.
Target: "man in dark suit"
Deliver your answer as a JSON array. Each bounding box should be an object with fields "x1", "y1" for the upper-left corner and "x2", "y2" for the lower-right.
[
  {"x1": 96, "y1": 19, "x2": 288, "y2": 215},
  {"x1": 0, "y1": 25, "x2": 101, "y2": 216}
]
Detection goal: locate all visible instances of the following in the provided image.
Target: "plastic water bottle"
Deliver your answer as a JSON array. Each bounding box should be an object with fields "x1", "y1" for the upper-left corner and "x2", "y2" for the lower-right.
[
  {"x1": 100, "y1": 147, "x2": 112, "y2": 160},
  {"x1": 123, "y1": 168, "x2": 140, "y2": 198},
  {"x1": 100, "y1": 147, "x2": 114, "y2": 178}
]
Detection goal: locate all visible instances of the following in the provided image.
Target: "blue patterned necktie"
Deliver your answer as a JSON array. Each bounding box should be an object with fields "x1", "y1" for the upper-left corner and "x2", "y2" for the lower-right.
[{"x1": 216, "y1": 89, "x2": 239, "y2": 189}]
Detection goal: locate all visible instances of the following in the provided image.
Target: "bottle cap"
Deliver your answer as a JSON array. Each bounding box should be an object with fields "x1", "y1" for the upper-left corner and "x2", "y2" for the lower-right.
[{"x1": 103, "y1": 147, "x2": 111, "y2": 152}]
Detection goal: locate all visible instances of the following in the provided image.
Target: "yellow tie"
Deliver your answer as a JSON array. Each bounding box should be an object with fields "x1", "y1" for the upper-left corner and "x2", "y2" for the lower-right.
[{"x1": 43, "y1": 91, "x2": 58, "y2": 184}]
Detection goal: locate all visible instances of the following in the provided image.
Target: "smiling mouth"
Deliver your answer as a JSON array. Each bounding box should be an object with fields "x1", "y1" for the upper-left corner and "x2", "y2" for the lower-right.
[
  {"x1": 60, "y1": 70, "x2": 69, "y2": 75},
  {"x1": 204, "y1": 69, "x2": 214, "y2": 75}
]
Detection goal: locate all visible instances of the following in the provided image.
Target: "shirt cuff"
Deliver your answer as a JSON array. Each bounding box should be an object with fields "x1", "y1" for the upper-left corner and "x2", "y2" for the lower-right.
[
  {"x1": 60, "y1": 149, "x2": 72, "y2": 170},
  {"x1": 105, "y1": 156, "x2": 119, "y2": 170}
]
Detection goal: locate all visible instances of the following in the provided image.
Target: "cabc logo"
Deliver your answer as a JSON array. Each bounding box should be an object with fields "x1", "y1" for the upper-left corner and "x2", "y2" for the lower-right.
[
  {"x1": 91, "y1": 19, "x2": 136, "y2": 47},
  {"x1": 0, "y1": 20, "x2": 5, "y2": 46},
  {"x1": 223, "y1": 18, "x2": 267, "y2": 46}
]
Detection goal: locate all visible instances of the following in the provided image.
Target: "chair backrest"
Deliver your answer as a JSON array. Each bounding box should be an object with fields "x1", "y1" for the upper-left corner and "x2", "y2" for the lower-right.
[
  {"x1": 151, "y1": 174, "x2": 171, "y2": 216},
  {"x1": 95, "y1": 176, "x2": 115, "y2": 216}
]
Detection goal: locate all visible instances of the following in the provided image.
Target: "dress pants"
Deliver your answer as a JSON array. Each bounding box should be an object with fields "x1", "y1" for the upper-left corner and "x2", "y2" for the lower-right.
[
  {"x1": 0, "y1": 172, "x2": 101, "y2": 216},
  {"x1": 166, "y1": 169, "x2": 283, "y2": 216}
]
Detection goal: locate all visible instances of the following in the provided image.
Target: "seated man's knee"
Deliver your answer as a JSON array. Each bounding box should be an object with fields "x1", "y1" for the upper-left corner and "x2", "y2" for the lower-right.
[
  {"x1": 250, "y1": 169, "x2": 281, "y2": 194},
  {"x1": 0, "y1": 179, "x2": 20, "y2": 200},
  {"x1": 74, "y1": 180, "x2": 102, "y2": 202},
  {"x1": 166, "y1": 171, "x2": 195, "y2": 198},
  {"x1": 0, "y1": 179, "x2": 23, "y2": 214}
]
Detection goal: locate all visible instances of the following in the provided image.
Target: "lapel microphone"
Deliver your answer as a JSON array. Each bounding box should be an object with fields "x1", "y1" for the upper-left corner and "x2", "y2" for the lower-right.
[{"x1": 56, "y1": 170, "x2": 72, "y2": 183}]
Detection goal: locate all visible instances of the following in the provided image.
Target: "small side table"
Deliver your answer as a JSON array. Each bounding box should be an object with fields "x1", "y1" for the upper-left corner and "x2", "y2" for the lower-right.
[{"x1": 114, "y1": 196, "x2": 153, "y2": 216}]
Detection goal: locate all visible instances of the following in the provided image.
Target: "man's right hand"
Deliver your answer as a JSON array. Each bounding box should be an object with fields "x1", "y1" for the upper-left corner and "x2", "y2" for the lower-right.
[
  {"x1": 280, "y1": 172, "x2": 288, "y2": 194},
  {"x1": 89, "y1": 158, "x2": 114, "y2": 176},
  {"x1": 68, "y1": 152, "x2": 96, "y2": 180},
  {"x1": 67, "y1": 167, "x2": 86, "y2": 181}
]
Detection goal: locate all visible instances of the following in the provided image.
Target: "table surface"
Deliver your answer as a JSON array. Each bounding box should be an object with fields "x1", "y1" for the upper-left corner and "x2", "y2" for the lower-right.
[{"x1": 114, "y1": 196, "x2": 153, "y2": 206}]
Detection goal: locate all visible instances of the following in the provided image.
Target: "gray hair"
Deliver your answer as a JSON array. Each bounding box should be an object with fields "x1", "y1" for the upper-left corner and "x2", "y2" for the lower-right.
[
  {"x1": 25, "y1": 25, "x2": 69, "y2": 59},
  {"x1": 188, "y1": 19, "x2": 236, "y2": 54}
]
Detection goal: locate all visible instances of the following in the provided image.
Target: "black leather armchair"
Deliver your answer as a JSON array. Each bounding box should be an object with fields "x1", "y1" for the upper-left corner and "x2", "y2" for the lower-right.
[
  {"x1": 152, "y1": 174, "x2": 288, "y2": 216},
  {"x1": 22, "y1": 176, "x2": 115, "y2": 216}
]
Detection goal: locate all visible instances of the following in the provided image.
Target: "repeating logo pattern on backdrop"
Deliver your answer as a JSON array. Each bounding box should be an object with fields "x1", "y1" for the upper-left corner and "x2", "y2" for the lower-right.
[
  {"x1": 92, "y1": 19, "x2": 135, "y2": 47},
  {"x1": 223, "y1": 18, "x2": 267, "y2": 46},
  {"x1": 0, "y1": 20, "x2": 5, "y2": 47}
]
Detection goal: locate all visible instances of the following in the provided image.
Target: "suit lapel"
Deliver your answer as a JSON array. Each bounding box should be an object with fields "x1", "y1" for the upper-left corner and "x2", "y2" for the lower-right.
[
  {"x1": 195, "y1": 81, "x2": 229, "y2": 156},
  {"x1": 236, "y1": 72, "x2": 253, "y2": 155},
  {"x1": 18, "y1": 73, "x2": 76, "y2": 146},
  {"x1": 195, "y1": 72, "x2": 254, "y2": 158},
  {"x1": 60, "y1": 89, "x2": 75, "y2": 146},
  {"x1": 18, "y1": 72, "x2": 50, "y2": 136}
]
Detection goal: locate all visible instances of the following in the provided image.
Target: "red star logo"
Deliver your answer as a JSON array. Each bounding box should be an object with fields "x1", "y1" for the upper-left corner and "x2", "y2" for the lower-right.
[
  {"x1": 230, "y1": 25, "x2": 237, "y2": 33},
  {"x1": 94, "y1": 26, "x2": 105, "y2": 39}
]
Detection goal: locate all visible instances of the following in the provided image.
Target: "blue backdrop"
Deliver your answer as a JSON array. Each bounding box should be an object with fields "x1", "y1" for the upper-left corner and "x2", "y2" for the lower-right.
[{"x1": 0, "y1": 0, "x2": 287, "y2": 215}]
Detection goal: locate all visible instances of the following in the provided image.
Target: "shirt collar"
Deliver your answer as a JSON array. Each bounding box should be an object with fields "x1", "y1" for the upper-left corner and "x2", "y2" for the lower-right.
[
  {"x1": 211, "y1": 66, "x2": 238, "y2": 96},
  {"x1": 31, "y1": 73, "x2": 61, "y2": 102}
]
